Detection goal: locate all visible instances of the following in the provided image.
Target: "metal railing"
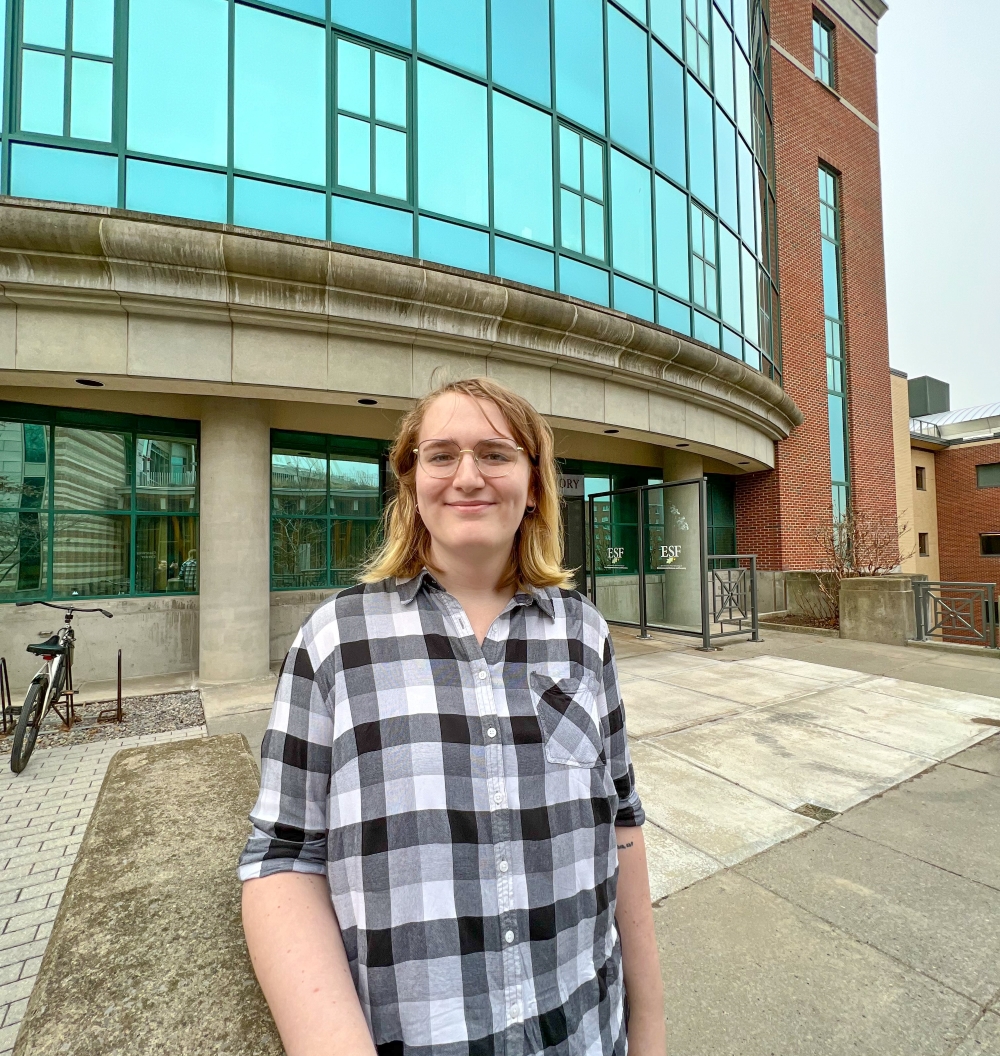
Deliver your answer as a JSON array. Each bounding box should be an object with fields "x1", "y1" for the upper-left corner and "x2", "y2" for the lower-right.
[
  {"x1": 0, "y1": 658, "x2": 12, "y2": 736},
  {"x1": 914, "y1": 581, "x2": 998, "y2": 649},
  {"x1": 707, "y1": 556, "x2": 761, "y2": 646},
  {"x1": 909, "y1": 418, "x2": 943, "y2": 440}
]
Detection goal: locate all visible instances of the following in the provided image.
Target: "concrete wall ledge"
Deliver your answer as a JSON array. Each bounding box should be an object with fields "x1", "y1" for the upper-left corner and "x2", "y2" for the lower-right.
[
  {"x1": 840, "y1": 576, "x2": 917, "y2": 647},
  {"x1": 13, "y1": 735, "x2": 283, "y2": 1056}
]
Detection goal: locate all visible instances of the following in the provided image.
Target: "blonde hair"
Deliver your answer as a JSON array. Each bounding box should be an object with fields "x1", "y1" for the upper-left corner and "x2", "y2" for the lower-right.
[{"x1": 362, "y1": 377, "x2": 572, "y2": 590}]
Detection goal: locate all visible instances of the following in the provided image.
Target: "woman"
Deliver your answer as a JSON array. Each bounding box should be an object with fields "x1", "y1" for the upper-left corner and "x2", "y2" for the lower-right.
[{"x1": 239, "y1": 377, "x2": 665, "y2": 1056}]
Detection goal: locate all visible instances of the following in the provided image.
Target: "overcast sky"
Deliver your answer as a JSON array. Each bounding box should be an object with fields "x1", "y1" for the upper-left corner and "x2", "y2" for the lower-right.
[{"x1": 877, "y1": 0, "x2": 1000, "y2": 412}]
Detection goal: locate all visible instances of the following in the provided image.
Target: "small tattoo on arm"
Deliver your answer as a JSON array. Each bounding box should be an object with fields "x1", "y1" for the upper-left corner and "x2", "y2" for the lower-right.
[{"x1": 617, "y1": 840, "x2": 634, "y2": 851}]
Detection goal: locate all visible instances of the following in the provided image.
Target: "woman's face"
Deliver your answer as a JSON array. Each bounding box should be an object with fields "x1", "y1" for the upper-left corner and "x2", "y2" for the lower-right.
[{"x1": 414, "y1": 393, "x2": 534, "y2": 568}]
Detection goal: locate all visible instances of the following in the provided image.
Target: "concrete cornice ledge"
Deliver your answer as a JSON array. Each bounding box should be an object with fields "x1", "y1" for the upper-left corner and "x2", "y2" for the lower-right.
[{"x1": 0, "y1": 199, "x2": 802, "y2": 442}]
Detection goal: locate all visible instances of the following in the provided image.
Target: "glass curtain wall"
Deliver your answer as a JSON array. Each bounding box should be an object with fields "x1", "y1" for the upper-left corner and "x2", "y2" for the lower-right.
[
  {"x1": 0, "y1": 405, "x2": 199, "y2": 601},
  {"x1": 819, "y1": 166, "x2": 849, "y2": 522},
  {"x1": 2, "y1": 0, "x2": 780, "y2": 380},
  {"x1": 270, "y1": 430, "x2": 385, "y2": 589}
]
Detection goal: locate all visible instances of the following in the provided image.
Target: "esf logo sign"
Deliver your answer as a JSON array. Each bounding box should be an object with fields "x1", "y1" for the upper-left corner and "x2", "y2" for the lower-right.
[
  {"x1": 607, "y1": 547, "x2": 625, "y2": 564},
  {"x1": 659, "y1": 545, "x2": 682, "y2": 563}
]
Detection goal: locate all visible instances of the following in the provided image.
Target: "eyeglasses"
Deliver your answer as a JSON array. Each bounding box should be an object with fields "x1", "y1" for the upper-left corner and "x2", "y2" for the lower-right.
[{"x1": 413, "y1": 438, "x2": 524, "y2": 478}]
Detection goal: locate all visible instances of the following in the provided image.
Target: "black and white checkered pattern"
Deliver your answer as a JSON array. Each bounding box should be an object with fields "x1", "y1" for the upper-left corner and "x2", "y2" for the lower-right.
[{"x1": 239, "y1": 570, "x2": 644, "y2": 1056}]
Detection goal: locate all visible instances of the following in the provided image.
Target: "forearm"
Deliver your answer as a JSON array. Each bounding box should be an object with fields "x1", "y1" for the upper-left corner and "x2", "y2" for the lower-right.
[
  {"x1": 615, "y1": 825, "x2": 667, "y2": 1055},
  {"x1": 242, "y1": 872, "x2": 377, "y2": 1056}
]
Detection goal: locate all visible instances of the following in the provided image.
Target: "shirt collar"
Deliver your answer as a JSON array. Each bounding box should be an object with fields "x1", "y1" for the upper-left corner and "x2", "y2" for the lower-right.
[{"x1": 396, "y1": 569, "x2": 555, "y2": 620}]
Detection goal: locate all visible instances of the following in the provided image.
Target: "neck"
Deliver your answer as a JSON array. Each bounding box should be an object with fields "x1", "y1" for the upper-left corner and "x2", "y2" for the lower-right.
[{"x1": 428, "y1": 543, "x2": 515, "y2": 602}]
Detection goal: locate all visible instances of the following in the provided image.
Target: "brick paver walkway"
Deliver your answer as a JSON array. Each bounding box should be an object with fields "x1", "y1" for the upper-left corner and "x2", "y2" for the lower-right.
[{"x1": 0, "y1": 727, "x2": 206, "y2": 1054}]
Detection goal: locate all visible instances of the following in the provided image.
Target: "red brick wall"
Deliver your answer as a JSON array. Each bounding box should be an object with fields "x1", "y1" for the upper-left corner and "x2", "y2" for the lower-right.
[
  {"x1": 935, "y1": 442, "x2": 1000, "y2": 591},
  {"x1": 737, "y1": 0, "x2": 898, "y2": 570}
]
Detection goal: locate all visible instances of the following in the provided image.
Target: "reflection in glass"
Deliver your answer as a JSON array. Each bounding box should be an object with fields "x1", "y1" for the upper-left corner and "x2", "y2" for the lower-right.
[
  {"x1": 234, "y1": 177, "x2": 326, "y2": 240},
  {"x1": 741, "y1": 244, "x2": 758, "y2": 344},
  {"x1": 271, "y1": 450, "x2": 327, "y2": 515},
  {"x1": 135, "y1": 516, "x2": 198, "y2": 593},
  {"x1": 491, "y1": 0, "x2": 550, "y2": 106},
  {"x1": 737, "y1": 137, "x2": 755, "y2": 248},
  {"x1": 234, "y1": 6, "x2": 326, "y2": 185},
  {"x1": 712, "y1": 9, "x2": 734, "y2": 116},
  {"x1": 329, "y1": 459, "x2": 379, "y2": 516},
  {"x1": 332, "y1": 0, "x2": 411, "y2": 48},
  {"x1": 127, "y1": 0, "x2": 229, "y2": 165},
  {"x1": 0, "y1": 513, "x2": 47, "y2": 599},
  {"x1": 492, "y1": 93, "x2": 553, "y2": 245},
  {"x1": 52, "y1": 513, "x2": 129, "y2": 597},
  {"x1": 494, "y1": 237, "x2": 555, "y2": 290},
  {"x1": 690, "y1": 201, "x2": 716, "y2": 313},
  {"x1": 69, "y1": 57, "x2": 113, "y2": 141},
  {"x1": 417, "y1": 62, "x2": 488, "y2": 225},
  {"x1": 607, "y1": 6, "x2": 650, "y2": 160},
  {"x1": 271, "y1": 518, "x2": 328, "y2": 589},
  {"x1": 611, "y1": 150, "x2": 653, "y2": 284},
  {"x1": 718, "y1": 225, "x2": 741, "y2": 329},
  {"x1": 686, "y1": 75, "x2": 715, "y2": 209},
  {"x1": 554, "y1": 0, "x2": 605, "y2": 135},
  {"x1": 53, "y1": 428, "x2": 129, "y2": 511},
  {"x1": 652, "y1": 44, "x2": 685, "y2": 185},
  {"x1": 655, "y1": 175, "x2": 689, "y2": 298},
  {"x1": 125, "y1": 159, "x2": 228, "y2": 223},
  {"x1": 21, "y1": 50, "x2": 64, "y2": 135},
  {"x1": 418, "y1": 216, "x2": 490, "y2": 272},
  {"x1": 650, "y1": 0, "x2": 682, "y2": 55},
  {"x1": 0, "y1": 422, "x2": 49, "y2": 510},
  {"x1": 136, "y1": 437, "x2": 198, "y2": 512},
  {"x1": 716, "y1": 113, "x2": 738, "y2": 231},
  {"x1": 417, "y1": 0, "x2": 486, "y2": 76},
  {"x1": 332, "y1": 196, "x2": 413, "y2": 255}
]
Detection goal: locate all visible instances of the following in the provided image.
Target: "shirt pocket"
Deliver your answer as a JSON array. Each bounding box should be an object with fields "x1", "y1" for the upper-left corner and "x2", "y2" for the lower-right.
[{"x1": 528, "y1": 671, "x2": 604, "y2": 768}]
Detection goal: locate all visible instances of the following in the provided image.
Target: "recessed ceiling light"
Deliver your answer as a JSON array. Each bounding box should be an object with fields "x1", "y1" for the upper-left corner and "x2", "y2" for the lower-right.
[
  {"x1": 357, "y1": 398, "x2": 378, "y2": 405},
  {"x1": 75, "y1": 378, "x2": 103, "y2": 387},
  {"x1": 604, "y1": 428, "x2": 619, "y2": 434},
  {"x1": 676, "y1": 442, "x2": 689, "y2": 448}
]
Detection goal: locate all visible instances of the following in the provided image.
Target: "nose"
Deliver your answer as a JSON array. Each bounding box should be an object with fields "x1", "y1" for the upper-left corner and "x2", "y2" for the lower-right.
[{"x1": 452, "y1": 449, "x2": 485, "y2": 488}]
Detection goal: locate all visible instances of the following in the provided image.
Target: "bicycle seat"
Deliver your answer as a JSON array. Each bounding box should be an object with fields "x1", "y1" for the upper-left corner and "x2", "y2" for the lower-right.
[{"x1": 26, "y1": 635, "x2": 67, "y2": 656}]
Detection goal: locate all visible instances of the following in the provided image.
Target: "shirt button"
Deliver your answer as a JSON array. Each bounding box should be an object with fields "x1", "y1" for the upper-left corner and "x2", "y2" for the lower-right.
[
  {"x1": 499, "y1": 860, "x2": 509, "y2": 872},
  {"x1": 478, "y1": 670, "x2": 488, "y2": 680},
  {"x1": 504, "y1": 930, "x2": 515, "y2": 944},
  {"x1": 487, "y1": 727, "x2": 497, "y2": 738},
  {"x1": 493, "y1": 792, "x2": 503, "y2": 805},
  {"x1": 509, "y1": 1004, "x2": 520, "y2": 1021}
]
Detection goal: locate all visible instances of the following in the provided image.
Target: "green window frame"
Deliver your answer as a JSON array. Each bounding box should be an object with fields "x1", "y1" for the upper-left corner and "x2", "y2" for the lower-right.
[
  {"x1": 683, "y1": 0, "x2": 712, "y2": 85},
  {"x1": 558, "y1": 124, "x2": 606, "y2": 262},
  {"x1": 0, "y1": 402, "x2": 199, "y2": 603},
  {"x1": 270, "y1": 430, "x2": 387, "y2": 591},
  {"x1": 690, "y1": 200, "x2": 717, "y2": 314},
  {"x1": 812, "y1": 12, "x2": 834, "y2": 89}
]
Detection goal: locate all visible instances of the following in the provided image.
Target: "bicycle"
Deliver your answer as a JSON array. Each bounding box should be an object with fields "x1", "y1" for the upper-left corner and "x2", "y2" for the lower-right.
[{"x1": 9, "y1": 601, "x2": 114, "y2": 775}]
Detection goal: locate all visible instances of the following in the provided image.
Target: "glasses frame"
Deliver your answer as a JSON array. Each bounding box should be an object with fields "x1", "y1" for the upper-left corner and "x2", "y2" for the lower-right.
[{"x1": 413, "y1": 437, "x2": 526, "y2": 479}]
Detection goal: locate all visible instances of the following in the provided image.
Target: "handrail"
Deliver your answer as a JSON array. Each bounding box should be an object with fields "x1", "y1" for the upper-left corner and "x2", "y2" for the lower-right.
[
  {"x1": 0, "y1": 657, "x2": 11, "y2": 736},
  {"x1": 914, "y1": 580, "x2": 998, "y2": 649}
]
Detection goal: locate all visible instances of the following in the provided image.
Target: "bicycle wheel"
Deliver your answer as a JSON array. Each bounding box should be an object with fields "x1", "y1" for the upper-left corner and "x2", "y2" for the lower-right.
[{"x1": 10, "y1": 675, "x2": 47, "y2": 775}]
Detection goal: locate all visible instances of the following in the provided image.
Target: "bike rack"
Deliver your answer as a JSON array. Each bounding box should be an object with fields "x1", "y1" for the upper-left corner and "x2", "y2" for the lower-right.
[{"x1": 0, "y1": 658, "x2": 12, "y2": 736}]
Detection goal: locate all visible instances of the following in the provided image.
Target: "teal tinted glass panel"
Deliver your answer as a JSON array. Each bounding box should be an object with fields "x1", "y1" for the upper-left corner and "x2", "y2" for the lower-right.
[
  {"x1": 554, "y1": 0, "x2": 605, "y2": 134},
  {"x1": 23, "y1": 0, "x2": 65, "y2": 47},
  {"x1": 495, "y1": 237, "x2": 555, "y2": 289},
  {"x1": 419, "y1": 216, "x2": 490, "y2": 273},
  {"x1": 492, "y1": 93, "x2": 553, "y2": 245},
  {"x1": 234, "y1": 6, "x2": 326, "y2": 185},
  {"x1": 687, "y1": 75, "x2": 715, "y2": 209},
  {"x1": 740, "y1": 244, "x2": 758, "y2": 343},
  {"x1": 234, "y1": 177, "x2": 326, "y2": 239},
  {"x1": 722, "y1": 326, "x2": 742, "y2": 359},
  {"x1": 828, "y1": 394, "x2": 846, "y2": 481},
  {"x1": 11, "y1": 143, "x2": 117, "y2": 206},
  {"x1": 332, "y1": 0, "x2": 411, "y2": 48},
  {"x1": 583, "y1": 139, "x2": 603, "y2": 197},
  {"x1": 737, "y1": 137, "x2": 754, "y2": 245},
  {"x1": 607, "y1": 6, "x2": 650, "y2": 160},
  {"x1": 560, "y1": 126, "x2": 580, "y2": 190},
  {"x1": 657, "y1": 293, "x2": 690, "y2": 334},
  {"x1": 651, "y1": 44, "x2": 685, "y2": 185},
  {"x1": 734, "y1": 51, "x2": 751, "y2": 138},
  {"x1": 127, "y1": 0, "x2": 228, "y2": 166},
  {"x1": 20, "y1": 50, "x2": 64, "y2": 135},
  {"x1": 718, "y1": 224, "x2": 740, "y2": 328},
  {"x1": 584, "y1": 199, "x2": 605, "y2": 258},
  {"x1": 822, "y1": 239, "x2": 840, "y2": 318},
  {"x1": 375, "y1": 127, "x2": 407, "y2": 199},
  {"x1": 491, "y1": 0, "x2": 550, "y2": 105},
  {"x1": 618, "y1": 0, "x2": 647, "y2": 21},
  {"x1": 561, "y1": 190, "x2": 582, "y2": 252},
  {"x1": 332, "y1": 196, "x2": 413, "y2": 255},
  {"x1": 337, "y1": 39, "x2": 370, "y2": 117},
  {"x1": 560, "y1": 255, "x2": 609, "y2": 305},
  {"x1": 712, "y1": 8, "x2": 734, "y2": 116},
  {"x1": 613, "y1": 276, "x2": 654, "y2": 321},
  {"x1": 69, "y1": 58, "x2": 112, "y2": 141},
  {"x1": 732, "y1": 0, "x2": 748, "y2": 48},
  {"x1": 417, "y1": 0, "x2": 485, "y2": 76},
  {"x1": 72, "y1": 0, "x2": 114, "y2": 55},
  {"x1": 610, "y1": 150, "x2": 653, "y2": 283},
  {"x1": 654, "y1": 176, "x2": 689, "y2": 297},
  {"x1": 650, "y1": 0, "x2": 681, "y2": 54},
  {"x1": 694, "y1": 310, "x2": 720, "y2": 347},
  {"x1": 125, "y1": 159, "x2": 227, "y2": 223},
  {"x1": 743, "y1": 341, "x2": 760, "y2": 369},
  {"x1": 417, "y1": 62, "x2": 488, "y2": 225},
  {"x1": 375, "y1": 53, "x2": 406, "y2": 125},
  {"x1": 716, "y1": 112, "x2": 738, "y2": 230},
  {"x1": 337, "y1": 115, "x2": 370, "y2": 191}
]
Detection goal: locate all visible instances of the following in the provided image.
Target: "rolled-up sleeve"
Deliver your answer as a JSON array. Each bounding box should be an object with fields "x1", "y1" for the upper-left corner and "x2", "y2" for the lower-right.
[
  {"x1": 600, "y1": 633, "x2": 645, "y2": 828},
  {"x1": 237, "y1": 626, "x2": 335, "y2": 880}
]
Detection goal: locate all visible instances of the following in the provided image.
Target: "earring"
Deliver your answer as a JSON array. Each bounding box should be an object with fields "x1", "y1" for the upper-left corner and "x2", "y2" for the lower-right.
[{"x1": 525, "y1": 505, "x2": 536, "y2": 513}]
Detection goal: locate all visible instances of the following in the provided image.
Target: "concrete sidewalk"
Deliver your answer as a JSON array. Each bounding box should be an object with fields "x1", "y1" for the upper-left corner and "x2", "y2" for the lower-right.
[{"x1": 657, "y1": 736, "x2": 1000, "y2": 1055}]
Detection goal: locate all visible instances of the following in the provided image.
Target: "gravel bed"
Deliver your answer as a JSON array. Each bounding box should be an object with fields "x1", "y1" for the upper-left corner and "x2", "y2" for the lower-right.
[{"x1": 0, "y1": 691, "x2": 205, "y2": 755}]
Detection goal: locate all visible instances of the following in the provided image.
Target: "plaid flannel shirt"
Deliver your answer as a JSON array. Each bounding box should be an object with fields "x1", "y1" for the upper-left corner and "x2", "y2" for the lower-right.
[{"x1": 238, "y1": 571, "x2": 644, "y2": 1056}]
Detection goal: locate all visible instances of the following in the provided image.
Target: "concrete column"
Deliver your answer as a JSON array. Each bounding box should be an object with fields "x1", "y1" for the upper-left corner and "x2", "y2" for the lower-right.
[
  {"x1": 198, "y1": 397, "x2": 271, "y2": 683},
  {"x1": 662, "y1": 448, "x2": 703, "y2": 482}
]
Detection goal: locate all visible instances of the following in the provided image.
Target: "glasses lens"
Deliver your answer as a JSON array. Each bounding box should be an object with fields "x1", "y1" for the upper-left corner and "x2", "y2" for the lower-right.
[
  {"x1": 475, "y1": 440, "x2": 520, "y2": 476},
  {"x1": 418, "y1": 441, "x2": 461, "y2": 477}
]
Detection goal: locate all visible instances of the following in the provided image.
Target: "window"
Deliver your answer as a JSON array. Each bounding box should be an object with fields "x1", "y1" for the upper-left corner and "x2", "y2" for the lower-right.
[
  {"x1": 812, "y1": 13, "x2": 834, "y2": 88},
  {"x1": 690, "y1": 201, "x2": 717, "y2": 314},
  {"x1": 336, "y1": 39, "x2": 408, "y2": 201},
  {"x1": 976, "y1": 464, "x2": 1000, "y2": 489},
  {"x1": 0, "y1": 407, "x2": 199, "y2": 602},
  {"x1": 493, "y1": 93, "x2": 553, "y2": 245},
  {"x1": 684, "y1": 0, "x2": 711, "y2": 83},
  {"x1": 608, "y1": 5, "x2": 650, "y2": 161},
  {"x1": 915, "y1": 465, "x2": 926, "y2": 491},
  {"x1": 19, "y1": 0, "x2": 115, "y2": 141},
  {"x1": 918, "y1": 532, "x2": 929, "y2": 558},
  {"x1": 270, "y1": 432, "x2": 385, "y2": 590},
  {"x1": 559, "y1": 126, "x2": 606, "y2": 262},
  {"x1": 982, "y1": 535, "x2": 1000, "y2": 557}
]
